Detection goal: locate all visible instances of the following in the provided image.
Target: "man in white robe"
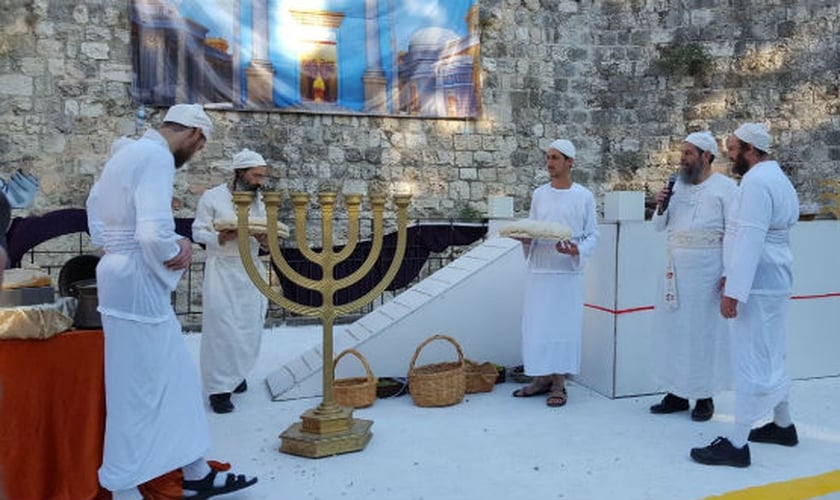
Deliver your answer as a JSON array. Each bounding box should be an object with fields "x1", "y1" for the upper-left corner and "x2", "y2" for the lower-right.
[
  {"x1": 87, "y1": 104, "x2": 257, "y2": 498},
  {"x1": 691, "y1": 123, "x2": 800, "y2": 468},
  {"x1": 192, "y1": 149, "x2": 270, "y2": 413},
  {"x1": 649, "y1": 132, "x2": 736, "y2": 421},
  {"x1": 511, "y1": 139, "x2": 599, "y2": 407}
]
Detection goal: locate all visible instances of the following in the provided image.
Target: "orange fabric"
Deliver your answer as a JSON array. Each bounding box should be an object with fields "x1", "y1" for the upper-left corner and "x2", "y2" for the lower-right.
[
  {"x1": 136, "y1": 461, "x2": 231, "y2": 500},
  {"x1": 138, "y1": 469, "x2": 182, "y2": 500},
  {"x1": 0, "y1": 330, "x2": 107, "y2": 500}
]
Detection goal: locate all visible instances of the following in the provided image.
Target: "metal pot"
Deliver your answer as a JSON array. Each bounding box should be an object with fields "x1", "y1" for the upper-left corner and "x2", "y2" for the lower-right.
[{"x1": 69, "y1": 278, "x2": 101, "y2": 329}]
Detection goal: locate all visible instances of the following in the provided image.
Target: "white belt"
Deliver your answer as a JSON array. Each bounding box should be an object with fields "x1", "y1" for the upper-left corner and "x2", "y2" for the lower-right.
[
  {"x1": 102, "y1": 229, "x2": 141, "y2": 254},
  {"x1": 664, "y1": 230, "x2": 723, "y2": 310},
  {"x1": 667, "y1": 230, "x2": 723, "y2": 249}
]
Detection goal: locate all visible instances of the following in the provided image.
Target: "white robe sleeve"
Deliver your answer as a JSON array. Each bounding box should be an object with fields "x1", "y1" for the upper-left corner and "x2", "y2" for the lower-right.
[
  {"x1": 724, "y1": 179, "x2": 771, "y2": 303},
  {"x1": 134, "y1": 157, "x2": 183, "y2": 288},
  {"x1": 191, "y1": 189, "x2": 223, "y2": 252},
  {"x1": 85, "y1": 181, "x2": 104, "y2": 248},
  {"x1": 570, "y1": 191, "x2": 599, "y2": 270},
  {"x1": 652, "y1": 209, "x2": 668, "y2": 232}
]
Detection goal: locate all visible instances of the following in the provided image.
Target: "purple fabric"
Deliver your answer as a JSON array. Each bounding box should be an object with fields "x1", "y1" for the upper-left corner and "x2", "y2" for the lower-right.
[
  {"x1": 6, "y1": 209, "x2": 486, "y2": 307},
  {"x1": 6, "y1": 209, "x2": 194, "y2": 267}
]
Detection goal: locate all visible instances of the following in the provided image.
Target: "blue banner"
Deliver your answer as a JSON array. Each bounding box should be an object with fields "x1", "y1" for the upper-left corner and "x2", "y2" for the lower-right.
[{"x1": 130, "y1": 0, "x2": 480, "y2": 118}]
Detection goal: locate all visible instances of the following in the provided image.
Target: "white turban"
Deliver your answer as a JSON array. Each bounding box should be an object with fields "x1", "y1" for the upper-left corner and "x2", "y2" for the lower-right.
[
  {"x1": 684, "y1": 131, "x2": 718, "y2": 157},
  {"x1": 548, "y1": 139, "x2": 576, "y2": 159},
  {"x1": 734, "y1": 123, "x2": 771, "y2": 152},
  {"x1": 163, "y1": 103, "x2": 213, "y2": 141},
  {"x1": 231, "y1": 149, "x2": 267, "y2": 170}
]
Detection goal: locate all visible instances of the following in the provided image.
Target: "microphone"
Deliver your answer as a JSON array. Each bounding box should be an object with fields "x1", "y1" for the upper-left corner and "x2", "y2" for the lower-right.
[{"x1": 660, "y1": 173, "x2": 678, "y2": 212}]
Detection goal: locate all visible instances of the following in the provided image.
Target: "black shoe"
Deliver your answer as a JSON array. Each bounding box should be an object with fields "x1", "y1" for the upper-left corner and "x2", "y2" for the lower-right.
[
  {"x1": 233, "y1": 380, "x2": 248, "y2": 394},
  {"x1": 209, "y1": 393, "x2": 234, "y2": 414},
  {"x1": 183, "y1": 468, "x2": 257, "y2": 499},
  {"x1": 691, "y1": 398, "x2": 714, "y2": 421},
  {"x1": 748, "y1": 422, "x2": 799, "y2": 446},
  {"x1": 650, "y1": 393, "x2": 689, "y2": 414},
  {"x1": 690, "y1": 437, "x2": 750, "y2": 468}
]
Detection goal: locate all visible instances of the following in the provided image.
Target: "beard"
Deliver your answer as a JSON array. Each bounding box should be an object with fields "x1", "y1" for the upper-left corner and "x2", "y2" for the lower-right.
[
  {"x1": 679, "y1": 158, "x2": 704, "y2": 184},
  {"x1": 234, "y1": 176, "x2": 260, "y2": 192},
  {"x1": 731, "y1": 151, "x2": 750, "y2": 177},
  {"x1": 172, "y1": 147, "x2": 194, "y2": 169}
]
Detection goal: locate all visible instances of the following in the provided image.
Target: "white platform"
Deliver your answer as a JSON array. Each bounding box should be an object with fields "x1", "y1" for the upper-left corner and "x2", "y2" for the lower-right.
[
  {"x1": 266, "y1": 220, "x2": 840, "y2": 401},
  {"x1": 577, "y1": 220, "x2": 840, "y2": 398}
]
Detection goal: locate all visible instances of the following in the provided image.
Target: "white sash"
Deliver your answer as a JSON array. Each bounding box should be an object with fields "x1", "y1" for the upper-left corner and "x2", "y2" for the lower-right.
[{"x1": 664, "y1": 230, "x2": 723, "y2": 310}]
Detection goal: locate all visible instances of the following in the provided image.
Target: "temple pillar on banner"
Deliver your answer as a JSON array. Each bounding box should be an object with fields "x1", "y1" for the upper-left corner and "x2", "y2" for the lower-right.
[
  {"x1": 363, "y1": 0, "x2": 386, "y2": 113},
  {"x1": 246, "y1": 0, "x2": 274, "y2": 107}
]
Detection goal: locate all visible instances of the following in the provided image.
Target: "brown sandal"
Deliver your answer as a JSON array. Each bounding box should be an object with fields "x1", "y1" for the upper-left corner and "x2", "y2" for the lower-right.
[
  {"x1": 546, "y1": 387, "x2": 567, "y2": 407},
  {"x1": 512, "y1": 380, "x2": 551, "y2": 398}
]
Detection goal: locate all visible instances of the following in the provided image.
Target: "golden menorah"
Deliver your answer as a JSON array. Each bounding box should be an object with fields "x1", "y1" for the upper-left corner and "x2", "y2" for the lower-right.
[
  {"x1": 232, "y1": 190, "x2": 411, "y2": 458},
  {"x1": 820, "y1": 180, "x2": 840, "y2": 220}
]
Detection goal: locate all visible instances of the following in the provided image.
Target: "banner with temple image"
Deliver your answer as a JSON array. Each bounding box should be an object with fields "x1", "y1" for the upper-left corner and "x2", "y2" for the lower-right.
[{"x1": 130, "y1": 0, "x2": 480, "y2": 118}]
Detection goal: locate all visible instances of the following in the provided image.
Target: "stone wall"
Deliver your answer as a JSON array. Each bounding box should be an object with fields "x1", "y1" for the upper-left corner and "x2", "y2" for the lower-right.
[{"x1": 2, "y1": 0, "x2": 839, "y2": 226}]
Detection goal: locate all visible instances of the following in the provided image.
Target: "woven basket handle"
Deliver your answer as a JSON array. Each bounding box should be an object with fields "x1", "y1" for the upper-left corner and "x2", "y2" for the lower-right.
[
  {"x1": 408, "y1": 334, "x2": 465, "y2": 375},
  {"x1": 333, "y1": 348, "x2": 375, "y2": 383}
]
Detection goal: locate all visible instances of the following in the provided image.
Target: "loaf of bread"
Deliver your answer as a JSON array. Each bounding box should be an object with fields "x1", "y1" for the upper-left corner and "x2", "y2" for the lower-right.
[
  {"x1": 213, "y1": 218, "x2": 290, "y2": 238},
  {"x1": 499, "y1": 219, "x2": 572, "y2": 241},
  {"x1": 2, "y1": 268, "x2": 53, "y2": 290}
]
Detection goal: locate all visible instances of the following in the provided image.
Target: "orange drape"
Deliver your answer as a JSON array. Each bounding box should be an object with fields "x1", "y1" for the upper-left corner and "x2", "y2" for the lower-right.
[{"x1": 0, "y1": 330, "x2": 107, "y2": 500}]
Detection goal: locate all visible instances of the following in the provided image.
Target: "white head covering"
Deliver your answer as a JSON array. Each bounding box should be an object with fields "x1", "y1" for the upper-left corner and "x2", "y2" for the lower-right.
[
  {"x1": 163, "y1": 103, "x2": 213, "y2": 141},
  {"x1": 733, "y1": 123, "x2": 771, "y2": 152},
  {"x1": 684, "y1": 131, "x2": 718, "y2": 157},
  {"x1": 231, "y1": 149, "x2": 267, "y2": 171},
  {"x1": 548, "y1": 139, "x2": 576, "y2": 159}
]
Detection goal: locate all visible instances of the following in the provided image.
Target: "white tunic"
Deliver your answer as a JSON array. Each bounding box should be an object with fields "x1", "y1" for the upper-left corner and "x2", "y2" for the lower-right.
[
  {"x1": 192, "y1": 184, "x2": 268, "y2": 394},
  {"x1": 651, "y1": 173, "x2": 737, "y2": 398},
  {"x1": 723, "y1": 160, "x2": 799, "y2": 422},
  {"x1": 521, "y1": 183, "x2": 599, "y2": 376},
  {"x1": 86, "y1": 129, "x2": 210, "y2": 490}
]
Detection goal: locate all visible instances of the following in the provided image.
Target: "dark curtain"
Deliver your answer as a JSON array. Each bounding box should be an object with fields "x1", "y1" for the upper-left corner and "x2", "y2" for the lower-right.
[
  {"x1": 6, "y1": 211, "x2": 486, "y2": 306},
  {"x1": 5, "y1": 208, "x2": 194, "y2": 267},
  {"x1": 275, "y1": 223, "x2": 486, "y2": 307}
]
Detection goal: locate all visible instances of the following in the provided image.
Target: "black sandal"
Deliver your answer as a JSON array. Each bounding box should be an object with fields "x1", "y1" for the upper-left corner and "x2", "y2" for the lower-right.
[{"x1": 182, "y1": 469, "x2": 258, "y2": 500}]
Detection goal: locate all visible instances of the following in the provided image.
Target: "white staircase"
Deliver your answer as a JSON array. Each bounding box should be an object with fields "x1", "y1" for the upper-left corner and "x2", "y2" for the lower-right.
[{"x1": 265, "y1": 236, "x2": 527, "y2": 400}]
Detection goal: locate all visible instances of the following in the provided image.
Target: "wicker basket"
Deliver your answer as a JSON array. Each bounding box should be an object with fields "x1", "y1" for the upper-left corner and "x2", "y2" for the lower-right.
[
  {"x1": 333, "y1": 349, "x2": 377, "y2": 408},
  {"x1": 464, "y1": 359, "x2": 498, "y2": 394},
  {"x1": 408, "y1": 334, "x2": 466, "y2": 407}
]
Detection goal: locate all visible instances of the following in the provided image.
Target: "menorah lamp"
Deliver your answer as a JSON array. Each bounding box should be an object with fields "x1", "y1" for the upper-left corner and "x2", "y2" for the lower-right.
[
  {"x1": 232, "y1": 190, "x2": 410, "y2": 458},
  {"x1": 819, "y1": 179, "x2": 840, "y2": 220}
]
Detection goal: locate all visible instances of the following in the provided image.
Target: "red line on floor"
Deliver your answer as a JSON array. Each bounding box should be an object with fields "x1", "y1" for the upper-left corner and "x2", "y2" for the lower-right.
[{"x1": 586, "y1": 292, "x2": 840, "y2": 315}]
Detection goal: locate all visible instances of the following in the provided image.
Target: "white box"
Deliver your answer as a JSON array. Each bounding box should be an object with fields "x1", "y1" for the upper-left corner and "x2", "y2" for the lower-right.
[
  {"x1": 603, "y1": 191, "x2": 645, "y2": 221},
  {"x1": 487, "y1": 195, "x2": 514, "y2": 218}
]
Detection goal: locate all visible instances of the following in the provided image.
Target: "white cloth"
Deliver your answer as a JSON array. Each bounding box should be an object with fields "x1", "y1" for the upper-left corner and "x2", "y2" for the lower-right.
[
  {"x1": 548, "y1": 139, "x2": 576, "y2": 159},
  {"x1": 231, "y1": 149, "x2": 267, "y2": 171},
  {"x1": 651, "y1": 173, "x2": 736, "y2": 398},
  {"x1": 521, "y1": 183, "x2": 599, "y2": 376},
  {"x1": 163, "y1": 103, "x2": 213, "y2": 141},
  {"x1": 723, "y1": 160, "x2": 798, "y2": 426},
  {"x1": 86, "y1": 129, "x2": 210, "y2": 490},
  {"x1": 684, "y1": 131, "x2": 718, "y2": 156},
  {"x1": 734, "y1": 123, "x2": 772, "y2": 152},
  {"x1": 192, "y1": 184, "x2": 269, "y2": 394}
]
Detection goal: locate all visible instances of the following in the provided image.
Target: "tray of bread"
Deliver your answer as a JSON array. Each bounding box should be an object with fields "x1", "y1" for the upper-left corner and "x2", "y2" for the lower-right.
[
  {"x1": 213, "y1": 217, "x2": 290, "y2": 238},
  {"x1": 499, "y1": 219, "x2": 572, "y2": 241},
  {"x1": 1, "y1": 268, "x2": 56, "y2": 307}
]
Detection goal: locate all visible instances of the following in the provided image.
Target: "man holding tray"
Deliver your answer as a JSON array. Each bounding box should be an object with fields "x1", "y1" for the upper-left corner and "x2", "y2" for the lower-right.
[
  {"x1": 510, "y1": 138, "x2": 599, "y2": 407},
  {"x1": 192, "y1": 148, "x2": 271, "y2": 414}
]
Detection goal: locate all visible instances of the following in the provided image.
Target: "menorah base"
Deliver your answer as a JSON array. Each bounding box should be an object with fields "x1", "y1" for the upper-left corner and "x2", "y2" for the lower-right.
[{"x1": 279, "y1": 416, "x2": 373, "y2": 458}]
